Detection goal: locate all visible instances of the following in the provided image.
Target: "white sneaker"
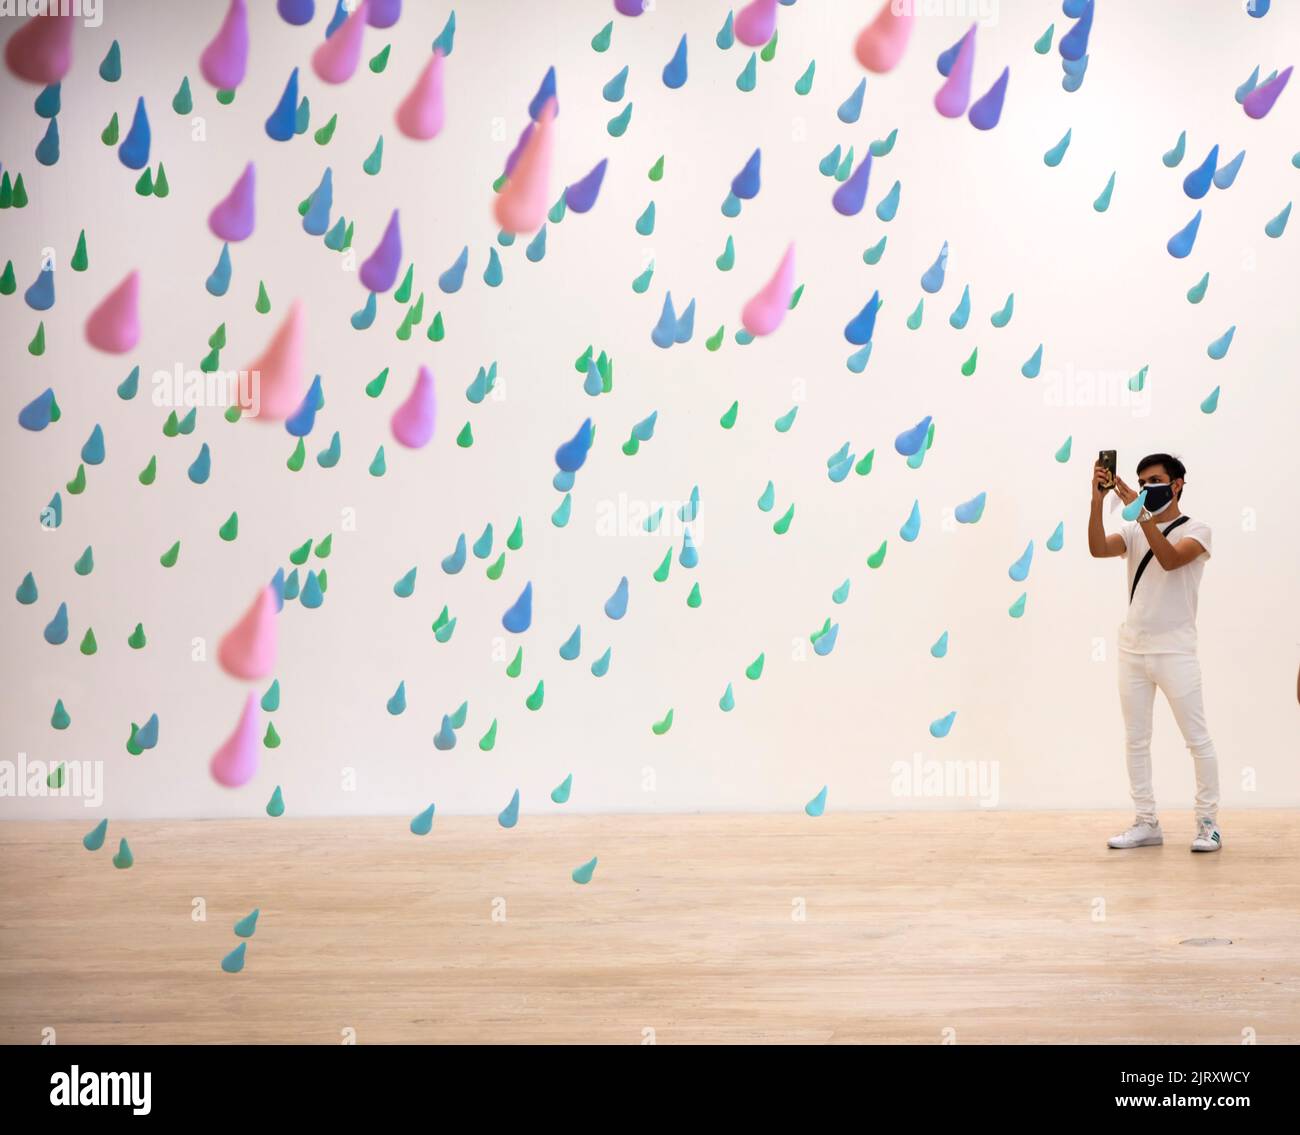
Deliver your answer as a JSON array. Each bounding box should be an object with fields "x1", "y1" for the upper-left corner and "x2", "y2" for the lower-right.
[
  {"x1": 1191, "y1": 818, "x2": 1222, "y2": 852},
  {"x1": 1108, "y1": 817, "x2": 1164, "y2": 849}
]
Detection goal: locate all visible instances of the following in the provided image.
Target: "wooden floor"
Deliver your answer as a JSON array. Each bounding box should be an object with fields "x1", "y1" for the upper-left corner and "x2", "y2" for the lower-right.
[{"x1": 2, "y1": 810, "x2": 1298, "y2": 1044}]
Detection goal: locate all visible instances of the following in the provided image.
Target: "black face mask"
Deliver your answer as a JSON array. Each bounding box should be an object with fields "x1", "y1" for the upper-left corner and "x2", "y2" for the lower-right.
[{"x1": 1141, "y1": 482, "x2": 1175, "y2": 515}]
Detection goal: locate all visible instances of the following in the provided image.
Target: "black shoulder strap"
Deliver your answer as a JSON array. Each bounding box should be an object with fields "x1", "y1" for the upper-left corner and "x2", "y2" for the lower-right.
[{"x1": 1129, "y1": 515, "x2": 1191, "y2": 604}]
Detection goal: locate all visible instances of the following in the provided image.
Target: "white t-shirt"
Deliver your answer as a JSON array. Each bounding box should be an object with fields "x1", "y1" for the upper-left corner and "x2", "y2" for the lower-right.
[{"x1": 1117, "y1": 514, "x2": 1212, "y2": 654}]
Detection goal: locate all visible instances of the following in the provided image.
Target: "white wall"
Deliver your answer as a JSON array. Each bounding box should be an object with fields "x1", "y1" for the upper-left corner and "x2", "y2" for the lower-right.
[{"x1": 2, "y1": 0, "x2": 1297, "y2": 821}]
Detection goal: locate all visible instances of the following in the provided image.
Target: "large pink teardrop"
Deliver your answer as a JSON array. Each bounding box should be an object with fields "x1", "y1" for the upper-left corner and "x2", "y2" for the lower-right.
[
  {"x1": 391, "y1": 365, "x2": 437, "y2": 448},
  {"x1": 312, "y1": 0, "x2": 369, "y2": 84},
  {"x1": 200, "y1": 0, "x2": 249, "y2": 90},
  {"x1": 218, "y1": 587, "x2": 278, "y2": 680},
  {"x1": 242, "y1": 300, "x2": 305, "y2": 421},
  {"x1": 395, "y1": 49, "x2": 446, "y2": 140},
  {"x1": 734, "y1": 0, "x2": 778, "y2": 48},
  {"x1": 855, "y1": 1, "x2": 914, "y2": 74},
  {"x1": 4, "y1": 12, "x2": 74, "y2": 85},
  {"x1": 210, "y1": 692, "x2": 261, "y2": 788},
  {"x1": 85, "y1": 271, "x2": 141, "y2": 354},
  {"x1": 741, "y1": 244, "x2": 796, "y2": 336},
  {"x1": 494, "y1": 99, "x2": 556, "y2": 235}
]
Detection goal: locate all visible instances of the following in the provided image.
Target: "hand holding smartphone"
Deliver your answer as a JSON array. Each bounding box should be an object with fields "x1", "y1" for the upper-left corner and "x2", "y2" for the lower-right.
[{"x1": 1096, "y1": 449, "x2": 1117, "y2": 493}]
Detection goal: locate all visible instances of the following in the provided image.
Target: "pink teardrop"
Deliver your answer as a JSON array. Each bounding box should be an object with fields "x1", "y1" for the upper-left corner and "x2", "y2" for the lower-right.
[
  {"x1": 210, "y1": 692, "x2": 261, "y2": 788},
  {"x1": 735, "y1": 0, "x2": 778, "y2": 49},
  {"x1": 84, "y1": 271, "x2": 141, "y2": 354},
  {"x1": 855, "y1": 1, "x2": 914, "y2": 74},
  {"x1": 218, "y1": 587, "x2": 278, "y2": 680},
  {"x1": 4, "y1": 12, "x2": 73, "y2": 85},
  {"x1": 312, "y1": 0, "x2": 369, "y2": 84},
  {"x1": 396, "y1": 49, "x2": 446, "y2": 140},
  {"x1": 494, "y1": 99, "x2": 556, "y2": 235},
  {"x1": 741, "y1": 244, "x2": 796, "y2": 336},
  {"x1": 242, "y1": 300, "x2": 305, "y2": 421},
  {"x1": 200, "y1": 0, "x2": 249, "y2": 90},
  {"x1": 391, "y1": 365, "x2": 437, "y2": 448}
]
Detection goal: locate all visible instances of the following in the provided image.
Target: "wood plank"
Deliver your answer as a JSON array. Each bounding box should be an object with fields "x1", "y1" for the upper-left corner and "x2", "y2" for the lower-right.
[{"x1": 2, "y1": 811, "x2": 1297, "y2": 1044}]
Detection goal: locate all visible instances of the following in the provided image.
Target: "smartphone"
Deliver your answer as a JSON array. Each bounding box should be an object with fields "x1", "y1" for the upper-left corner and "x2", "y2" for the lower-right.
[{"x1": 1097, "y1": 449, "x2": 1117, "y2": 491}]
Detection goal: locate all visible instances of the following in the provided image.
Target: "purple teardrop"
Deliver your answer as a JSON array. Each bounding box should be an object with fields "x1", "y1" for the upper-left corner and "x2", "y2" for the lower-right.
[
  {"x1": 565, "y1": 159, "x2": 608, "y2": 213},
  {"x1": 368, "y1": 0, "x2": 402, "y2": 28},
  {"x1": 968, "y1": 66, "x2": 1009, "y2": 130},
  {"x1": 360, "y1": 209, "x2": 402, "y2": 293},
  {"x1": 503, "y1": 121, "x2": 534, "y2": 180},
  {"x1": 209, "y1": 162, "x2": 256, "y2": 241},
  {"x1": 831, "y1": 152, "x2": 873, "y2": 217},
  {"x1": 1243, "y1": 65, "x2": 1291, "y2": 119}
]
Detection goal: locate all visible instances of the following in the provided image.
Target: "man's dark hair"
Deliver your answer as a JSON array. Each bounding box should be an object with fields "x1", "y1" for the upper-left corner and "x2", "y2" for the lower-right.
[{"x1": 1137, "y1": 453, "x2": 1187, "y2": 498}]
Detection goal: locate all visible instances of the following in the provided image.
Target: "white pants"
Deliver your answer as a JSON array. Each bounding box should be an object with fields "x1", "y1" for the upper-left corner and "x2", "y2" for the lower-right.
[{"x1": 1118, "y1": 650, "x2": 1220, "y2": 823}]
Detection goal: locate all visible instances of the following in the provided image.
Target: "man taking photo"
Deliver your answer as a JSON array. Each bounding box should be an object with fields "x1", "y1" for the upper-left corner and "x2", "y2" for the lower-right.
[{"x1": 1087, "y1": 453, "x2": 1222, "y2": 853}]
